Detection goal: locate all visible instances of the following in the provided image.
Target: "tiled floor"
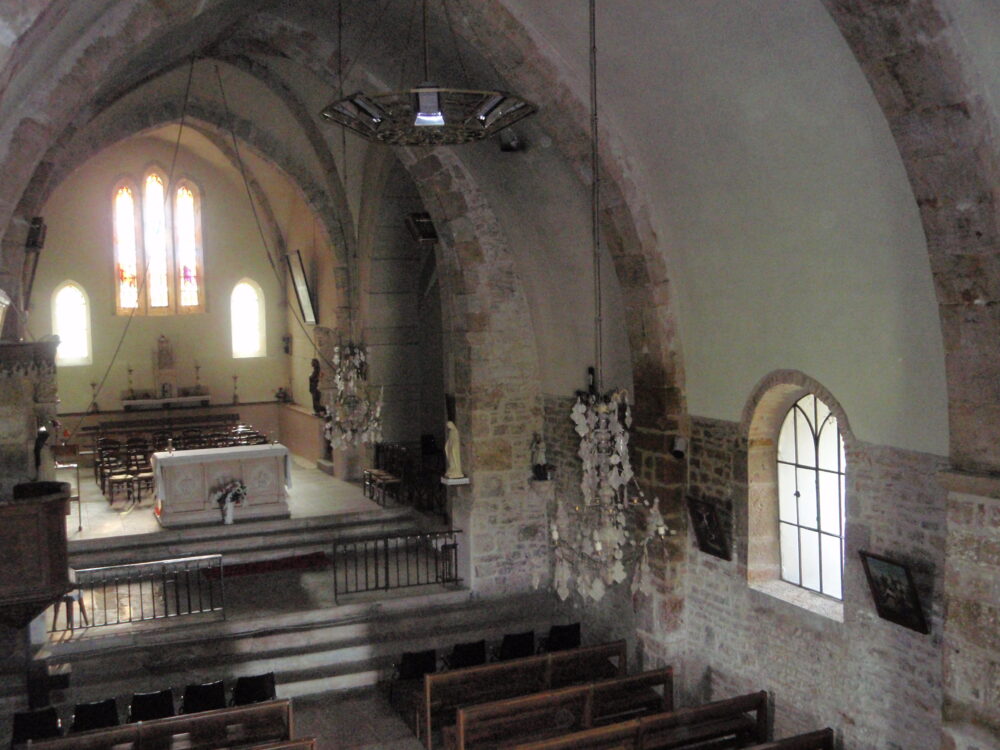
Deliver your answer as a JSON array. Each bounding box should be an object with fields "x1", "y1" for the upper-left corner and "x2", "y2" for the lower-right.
[
  {"x1": 293, "y1": 689, "x2": 424, "y2": 749},
  {"x1": 60, "y1": 455, "x2": 379, "y2": 541}
]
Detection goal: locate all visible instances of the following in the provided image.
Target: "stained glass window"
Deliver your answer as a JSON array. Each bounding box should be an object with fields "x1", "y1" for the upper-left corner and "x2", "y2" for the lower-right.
[
  {"x1": 113, "y1": 174, "x2": 204, "y2": 315},
  {"x1": 777, "y1": 394, "x2": 846, "y2": 599},
  {"x1": 53, "y1": 282, "x2": 91, "y2": 365},
  {"x1": 113, "y1": 185, "x2": 139, "y2": 310},
  {"x1": 143, "y1": 173, "x2": 170, "y2": 309},
  {"x1": 231, "y1": 280, "x2": 265, "y2": 358},
  {"x1": 175, "y1": 185, "x2": 201, "y2": 308}
]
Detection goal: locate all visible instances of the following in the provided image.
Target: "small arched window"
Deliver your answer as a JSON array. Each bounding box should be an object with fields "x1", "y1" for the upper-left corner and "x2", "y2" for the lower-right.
[
  {"x1": 52, "y1": 282, "x2": 92, "y2": 366},
  {"x1": 231, "y1": 279, "x2": 265, "y2": 358},
  {"x1": 174, "y1": 181, "x2": 204, "y2": 312},
  {"x1": 776, "y1": 393, "x2": 846, "y2": 599}
]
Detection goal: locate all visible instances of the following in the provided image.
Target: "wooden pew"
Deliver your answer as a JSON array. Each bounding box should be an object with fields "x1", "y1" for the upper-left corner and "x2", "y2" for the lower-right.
[
  {"x1": 21, "y1": 698, "x2": 293, "y2": 750},
  {"x1": 398, "y1": 640, "x2": 626, "y2": 750},
  {"x1": 447, "y1": 668, "x2": 673, "y2": 749},
  {"x1": 747, "y1": 729, "x2": 834, "y2": 750},
  {"x1": 512, "y1": 690, "x2": 768, "y2": 750}
]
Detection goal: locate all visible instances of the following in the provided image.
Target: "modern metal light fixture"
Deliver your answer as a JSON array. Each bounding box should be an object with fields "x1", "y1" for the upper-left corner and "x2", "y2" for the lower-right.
[{"x1": 320, "y1": 0, "x2": 537, "y2": 145}]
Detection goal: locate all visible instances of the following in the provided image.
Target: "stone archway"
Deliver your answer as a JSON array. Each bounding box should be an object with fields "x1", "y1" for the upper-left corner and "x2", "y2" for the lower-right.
[{"x1": 398, "y1": 146, "x2": 549, "y2": 596}]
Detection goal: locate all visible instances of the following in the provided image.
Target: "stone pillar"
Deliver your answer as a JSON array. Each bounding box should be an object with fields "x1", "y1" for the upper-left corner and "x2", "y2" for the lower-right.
[
  {"x1": 938, "y1": 470, "x2": 1000, "y2": 748},
  {"x1": 0, "y1": 341, "x2": 59, "y2": 498}
]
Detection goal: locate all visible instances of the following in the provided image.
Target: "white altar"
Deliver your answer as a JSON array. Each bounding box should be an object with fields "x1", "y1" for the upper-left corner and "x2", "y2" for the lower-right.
[{"x1": 152, "y1": 444, "x2": 291, "y2": 527}]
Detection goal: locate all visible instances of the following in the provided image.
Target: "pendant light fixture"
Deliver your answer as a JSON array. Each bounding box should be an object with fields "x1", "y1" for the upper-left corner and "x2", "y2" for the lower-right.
[{"x1": 320, "y1": 0, "x2": 537, "y2": 145}]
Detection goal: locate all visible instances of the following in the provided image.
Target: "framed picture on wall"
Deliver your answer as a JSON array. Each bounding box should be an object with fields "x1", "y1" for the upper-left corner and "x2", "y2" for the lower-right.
[
  {"x1": 858, "y1": 550, "x2": 929, "y2": 634},
  {"x1": 285, "y1": 250, "x2": 317, "y2": 324},
  {"x1": 686, "y1": 496, "x2": 731, "y2": 561}
]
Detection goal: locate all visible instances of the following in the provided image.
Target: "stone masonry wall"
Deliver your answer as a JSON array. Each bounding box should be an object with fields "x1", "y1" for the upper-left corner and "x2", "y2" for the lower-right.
[
  {"x1": 682, "y1": 416, "x2": 948, "y2": 749},
  {"x1": 938, "y1": 473, "x2": 1000, "y2": 746}
]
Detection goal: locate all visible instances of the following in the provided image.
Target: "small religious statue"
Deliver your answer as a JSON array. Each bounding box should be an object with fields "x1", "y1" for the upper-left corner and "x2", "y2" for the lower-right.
[
  {"x1": 444, "y1": 420, "x2": 464, "y2": 479},
  {"x1": 530, "y1": 432, "x2": 549, "y2": 480},
  {"x1": 156, "y1": 334, "x2": 174, "y2": 370},
  {"x1": 309, "y1": 358, "x2": 323, "y2": 415}
]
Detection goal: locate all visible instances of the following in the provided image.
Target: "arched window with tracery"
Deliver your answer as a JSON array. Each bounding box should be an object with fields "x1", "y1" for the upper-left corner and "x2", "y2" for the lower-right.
[
  {"x1": 52, "y1": 281, "x2": 92, "y2": 365},
  {"x1": 745, "y1": 374, "x2": 850, "y2": 619},
  {"x1": 231, "y1": 279, "x2": 265, "y2": 358},
  {"x1": 174, "y1": 181, "x2": 204, "y2": 312},
  {"x1": 777, "y1": 393, "x2": 846, "y2": 599},
  {"x1": 113, "y1": 181, "x2": 141, "y2": 313}
]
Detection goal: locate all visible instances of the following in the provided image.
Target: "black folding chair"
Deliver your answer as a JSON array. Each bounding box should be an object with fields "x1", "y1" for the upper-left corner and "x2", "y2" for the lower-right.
[
  {"x1": 181, "y1": 680, "x2": 226, "y2": 714},
  {"x1": 495, "y1": 630, "x2": 534, "y2": 661},
  {"x1": 71, "y1": 698, "x2": 119, "y2": 732},
  {"x1": 129, "y1": 688, "x2": 175, "y2": 722},
  {"x1": 12, "y1": 706, "x2": 61, "y2": 746},
  {"x1": 540, "y1": 622, "x2": 581, "y2": 653},
  {"x1": 232, "y1": 673, "x2": 276, "y2": 706},
  {"x1": 395, "y1": 651, "x2": 437, "y2": 681},
  {"x1": 442, "y1": 640, "x2": 486, "y2": 670}
]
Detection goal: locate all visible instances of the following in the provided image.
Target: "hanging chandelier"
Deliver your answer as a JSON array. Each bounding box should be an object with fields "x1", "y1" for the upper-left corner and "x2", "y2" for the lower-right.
[
  {"x1": 324, "y1": 342, "x2": 383, "y2": 449},
  {"x1": 548, "y1": 1, "x2": 672, "y2": 603},
  {"x1": 320, "y1": 0, "x2": 537, "y2": 146}
]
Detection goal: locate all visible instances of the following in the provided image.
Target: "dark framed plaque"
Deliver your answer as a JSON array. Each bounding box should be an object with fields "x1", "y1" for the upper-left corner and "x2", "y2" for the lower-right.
[
  {"x1": 859, "y1": 550, "x2": 929, "y2": 634},
  {"x1": 686, "y1": 496, "x2": 731, "y2": 561}
]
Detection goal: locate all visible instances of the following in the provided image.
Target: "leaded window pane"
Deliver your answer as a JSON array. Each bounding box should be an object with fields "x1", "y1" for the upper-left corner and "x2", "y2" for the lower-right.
[
  {"x1": 144, "y1": 174, "x2": 169, "y2": 308},
  {"x1": 799, "y1": 527, "x2": 821, "y2": 591},
  {"x1": 821, "y1": 533, "x2": 843, "y2": 600},
  {"x1": 777, "y1": 462, "x2": 797, "y2": 523},
  {"x1": 779, "y1": 523, "x2": 800, "y2": 584},
  {"x1": 114, "y1": 186, "x2": 139, "y2": 309},
  {"x1": 176, "y1": 186, "x2": 200, "y2": 307}
]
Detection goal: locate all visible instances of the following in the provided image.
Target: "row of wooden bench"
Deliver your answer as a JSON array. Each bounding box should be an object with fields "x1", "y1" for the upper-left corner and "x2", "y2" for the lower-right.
[
  {"x1": 15, "y1": 699, "x2": 313, "y2": 750},
  {"x1": 390, "y1": 640, "x2": 834, "y2": 750}
]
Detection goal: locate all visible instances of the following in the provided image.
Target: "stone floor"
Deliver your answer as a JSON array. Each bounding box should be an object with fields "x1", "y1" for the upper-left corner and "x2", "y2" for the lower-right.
[
  {"x1": 294, "y1": 688, "x2": 424, "y2": 749},
  {"x1": 59, "y1": 454, "x2": 378, "y2": 540}
]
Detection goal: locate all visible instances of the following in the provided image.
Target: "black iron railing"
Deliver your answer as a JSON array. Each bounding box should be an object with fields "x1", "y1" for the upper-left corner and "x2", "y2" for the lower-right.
[
  {"x1": 333, "y1": 530, "x2": 461, "y2": 602},
  {"x1": 52, "y1": 554, "x2": 225, "y2": 632}
]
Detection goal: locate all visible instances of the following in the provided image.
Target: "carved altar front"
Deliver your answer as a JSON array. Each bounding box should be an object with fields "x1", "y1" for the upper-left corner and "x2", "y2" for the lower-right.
[{"x1": 152, "y1": 444, "x2": 291, "y2": 527}]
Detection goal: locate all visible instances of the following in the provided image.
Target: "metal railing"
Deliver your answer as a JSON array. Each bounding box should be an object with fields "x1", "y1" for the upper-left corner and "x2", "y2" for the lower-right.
[
  {"x1": 333, "y1": 530, "x2": 461, "y2": 602},
  {"x1": 52, "y1": 554, "x2": 225, "y2": 632}
]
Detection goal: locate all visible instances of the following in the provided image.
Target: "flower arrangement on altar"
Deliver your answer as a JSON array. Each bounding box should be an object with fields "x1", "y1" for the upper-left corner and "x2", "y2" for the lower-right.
[
  {"x1": 549, "y1": 388, "x2": 674, "y2": 601},
  {"x1": 323, "y1": 342, "x2": 383, "y2": 449},
  {"x1": 212, "y1": 479, "x2": 246, "y2": 525}
]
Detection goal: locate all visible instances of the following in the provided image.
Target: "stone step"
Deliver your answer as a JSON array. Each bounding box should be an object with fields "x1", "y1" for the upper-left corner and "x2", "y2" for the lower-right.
[
  {"x1": 68, "y1": 507, "x2": 425, "y2": 568},
  {"x1": 1, "y1": 591, "x2": 561, "y2": 721}
]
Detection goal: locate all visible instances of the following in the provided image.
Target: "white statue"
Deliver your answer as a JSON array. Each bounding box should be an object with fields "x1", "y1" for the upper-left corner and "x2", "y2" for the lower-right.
[
  {"x1": 444, "y1": 420, "x2": 464, "y2": 479},
  {"x1": 530, "y1": 432, "x2": 546, "y2": 467}
]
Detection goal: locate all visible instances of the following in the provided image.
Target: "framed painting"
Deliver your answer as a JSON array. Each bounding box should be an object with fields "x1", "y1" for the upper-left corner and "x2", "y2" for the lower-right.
[
  {"x1": 686, "y1": 496, "x2": 731, "y2": 561},
  {"x1": 858, "y1": 550, "x2": 929, "y2": 634},
  {"x1": 285, "y1": 250, "x2": 317, "y2": 325}
]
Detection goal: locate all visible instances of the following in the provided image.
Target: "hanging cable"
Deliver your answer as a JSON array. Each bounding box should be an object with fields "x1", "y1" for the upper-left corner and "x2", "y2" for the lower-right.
[
  {"x1": 63, "y1": 57, "x2": 197, "y2": 444},
  {"x1": 338, "y1": 0, "x2": 356, "y2": 342},
  {"x1": 589, "y1": 0, "x2": 603, "y2": 393},
  {"x1": 213, "y1": 63, "x2": 343, "y2": 375},
  {"x1": 441, "y1": 0, "x2": 472, "y2": 87}
]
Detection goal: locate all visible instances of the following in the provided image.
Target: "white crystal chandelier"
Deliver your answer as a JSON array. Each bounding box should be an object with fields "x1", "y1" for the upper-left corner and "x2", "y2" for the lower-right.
[{"x1": 323, "y1": 342, "x2": 383, "y2": 449}]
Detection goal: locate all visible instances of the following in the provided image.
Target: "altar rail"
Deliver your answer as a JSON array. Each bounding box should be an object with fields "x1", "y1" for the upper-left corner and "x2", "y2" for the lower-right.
[
  {"x1": 333, "y1": 530, "x2": 461, "y2": 602},
  {"x1": 52, "y1": 555, "x2": 225, "y2": 632}
]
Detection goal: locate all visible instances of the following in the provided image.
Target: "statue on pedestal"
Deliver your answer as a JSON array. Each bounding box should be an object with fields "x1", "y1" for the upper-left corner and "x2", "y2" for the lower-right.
[
  {"x1": 309, "y1": 358, "x2": 323, "y2": 415},
  {"x1": 444, "y1": 420, "x2": 464, "y2": 479}
]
